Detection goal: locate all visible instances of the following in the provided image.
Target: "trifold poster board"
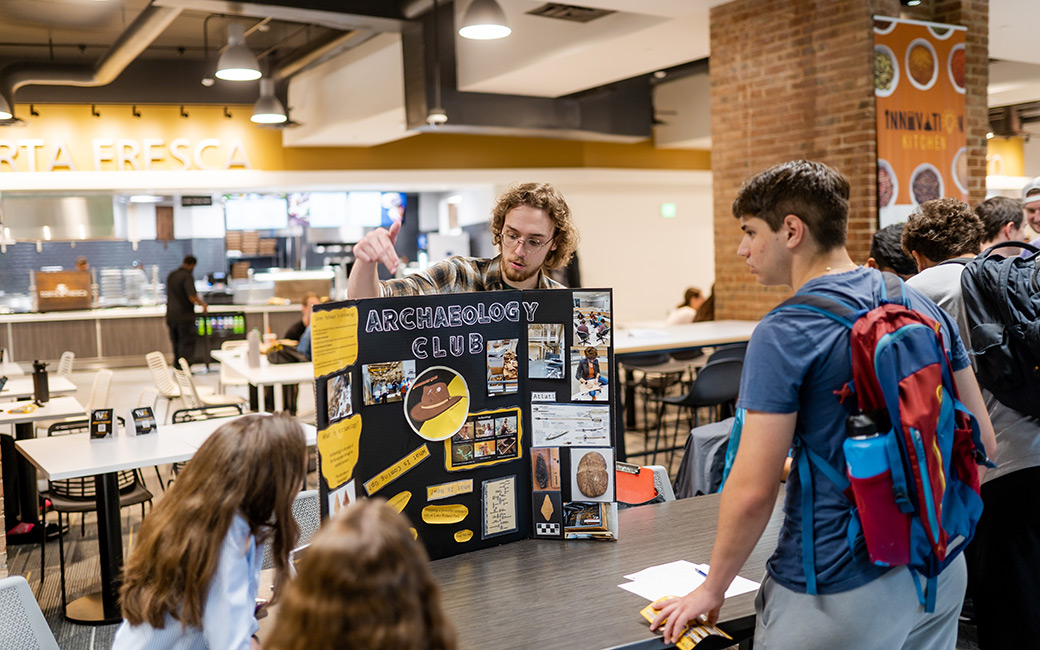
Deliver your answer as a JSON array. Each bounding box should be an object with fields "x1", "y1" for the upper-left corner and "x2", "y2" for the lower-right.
[{"x1": 312, "y1": 288, "x2": 617, "y2": 560}]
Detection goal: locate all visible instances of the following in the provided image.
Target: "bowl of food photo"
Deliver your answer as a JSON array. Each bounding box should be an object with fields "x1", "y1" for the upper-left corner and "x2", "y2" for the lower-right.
[
  {"x1": 906, "y1": 38, "x2": 938, "y2": 91},
  {"x1": 874, "y1": 44, "x2": 899, "y2": 97},
  {"x1": 910, "y1": 162, "x2": 944, "y2": 206}
]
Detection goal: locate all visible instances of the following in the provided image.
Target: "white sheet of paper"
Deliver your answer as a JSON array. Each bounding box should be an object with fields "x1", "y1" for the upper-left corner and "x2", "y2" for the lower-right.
[{"x1": 618, "y1": 560, "x2": 760, "y2": 601}]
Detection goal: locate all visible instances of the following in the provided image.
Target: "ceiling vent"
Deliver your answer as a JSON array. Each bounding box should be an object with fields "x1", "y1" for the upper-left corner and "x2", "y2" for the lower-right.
[{"x1": 525, "y1": 4, "x2": 615, "y2": 23}]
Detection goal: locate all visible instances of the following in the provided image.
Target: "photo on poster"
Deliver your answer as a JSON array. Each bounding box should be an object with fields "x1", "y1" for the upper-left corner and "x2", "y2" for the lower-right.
[
  {"x1": 362, "y1": 360, "x2": 416, "y2": 406},
  {"x1": 531, "y1": 404, "x2": 611, "y2": 446},
  {"x1": 533, "y1": 490, "x2": 563, "y2": 538},
  {"x1": 474, "y1": 439, "x2": 496, "y2": 458},
  {"x1": 570, "y1": 346, "x2": 610, "y2": 402},
  {"x1": 475, "y1": 416, "x2": 496, "y2": 439},
  {"x1": 569, "y1": 448, "x2": 615, "y2": 503},
  {"x1": 528, "y1": 324, "x2": 565, "y2": 380},
  {"x1": 531, "y1": 447, "x2": 562, "y2": 491},
  {"x1": 326, "y1": 372, "x2": 353, "y2": 425},
  {"x1": 327, "y1": 480, "x2": 355, "y2": 519},
  {"x1": 451, "y1": 442, "x2": 475, "y2": 465},
  {"x1": 452, "y1": 420, "x2": 475, "y2": 443},
  {"x1": 445, "y1": 408, "x2": 523, "y2": 471},
  {"x1": 486, "y1": 338, "x2": 519, "y2": 395},
  {"x1": 573, "y1": 291, "x2": 612, "y2": 347},
  {"x1": 482, "y1": 475, "x2": 518, "y2": 539},
  {"x1": 564, "y1": 502, "x2": 618, "y2": 540},
  {"x1": 404, "y1": 366, "x2": 470, "y2": 441}
]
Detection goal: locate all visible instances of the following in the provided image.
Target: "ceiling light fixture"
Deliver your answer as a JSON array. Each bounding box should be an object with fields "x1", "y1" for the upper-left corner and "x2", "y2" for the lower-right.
[
  {"x1": 459, "y1": 0, "x2": 511, "y2": 40},
  {"x1": 0, "y1": 92, "x2": 12, "y2": 120},
  {"x1": 428, "y1": 0, "x2": 448, "y2": 126},
  {"x1": 251, "y1": 79, "x2": 287, "y2": 124},
  {"x1": 216, "y1": 23, "x2": 261, "y2": 81}
]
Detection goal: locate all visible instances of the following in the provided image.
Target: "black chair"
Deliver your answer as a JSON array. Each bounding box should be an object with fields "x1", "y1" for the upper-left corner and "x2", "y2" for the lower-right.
[
  {"x1": 46, "y1": 420, "x2": 153, "y2": 610},
  {"x1": 621, "y1": 353, "x2": 696, "y2": 433},
  {"x1": 169, "y1": 404, "x2": 246, "y2": 477},
  {"x1": 647, "y1": 358, "x2": 744, "y2": 469},
  {"x1": 705, "y1": 342, "x2": 748, "y2": 364}
]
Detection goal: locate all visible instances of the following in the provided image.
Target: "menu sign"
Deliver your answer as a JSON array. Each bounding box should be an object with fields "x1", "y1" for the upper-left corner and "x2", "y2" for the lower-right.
[{"x1": 874, "y1": 17, "x2": 967, "y2": 227}]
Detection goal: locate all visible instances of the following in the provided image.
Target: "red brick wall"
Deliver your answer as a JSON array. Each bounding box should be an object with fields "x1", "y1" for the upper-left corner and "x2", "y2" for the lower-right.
[{"x1": 710, "y1": 0, "x2": 987, "y2": 320}]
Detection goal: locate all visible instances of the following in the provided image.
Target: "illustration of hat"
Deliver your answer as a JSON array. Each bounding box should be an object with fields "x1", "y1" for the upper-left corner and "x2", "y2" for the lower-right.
[{"x1": 408, "y1": 374, "x2": 463, "y2": 423}]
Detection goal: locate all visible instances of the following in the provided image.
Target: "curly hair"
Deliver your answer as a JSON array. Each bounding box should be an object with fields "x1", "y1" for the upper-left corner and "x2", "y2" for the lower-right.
[
  {"x1": 266, "y1": 499, "x2": 457, "y2": 650},
  {"x1": 490, "y1": 182, "x2": 578, "y2": 270},
  {"x1": 902, "y1": 198, "x2": 983, "y2": 263},
  {"x1": 732, "y1": 160, "x2": 850, "y2": 251},
  {"x1": 119, "y1": 414, "x2": 307, "y2": 629},
  {"x1": 974, "y1": 196, "x2": 1024, "y2": 241}
]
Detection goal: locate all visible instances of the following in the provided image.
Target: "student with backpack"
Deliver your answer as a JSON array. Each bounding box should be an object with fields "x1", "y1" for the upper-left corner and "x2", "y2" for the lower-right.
[
  {"x1": 904, "y1": 199, "x2": 1040, "y2": 649},
  {"x1": 651, "y1": 161, "x2": 996, "y2": 649}
]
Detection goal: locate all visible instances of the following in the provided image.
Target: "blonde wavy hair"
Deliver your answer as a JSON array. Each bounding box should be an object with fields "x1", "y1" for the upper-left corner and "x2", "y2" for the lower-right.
[{"x1": 490, "y1": 182, "x2": 578, "y2": 270}]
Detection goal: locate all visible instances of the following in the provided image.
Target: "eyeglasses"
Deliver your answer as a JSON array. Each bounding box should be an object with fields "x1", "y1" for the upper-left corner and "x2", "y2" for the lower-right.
[{"x1": 503, "y1": 231, "x2": 553, "y2": 253}]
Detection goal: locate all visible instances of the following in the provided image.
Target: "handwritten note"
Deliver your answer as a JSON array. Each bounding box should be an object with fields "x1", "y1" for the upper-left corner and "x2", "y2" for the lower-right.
[
  {"x1": 317, "y1": 415, "x2": 363, "y2": 488},
  {"x1": 482, "y1": 475, "x2": 518, "y2": 538},
  {"x1": 427, "y1": 479, "x2": 474, "y2": 502},
  {"x1": 364, "y1": 444, "x2": 430, "y2": 496},
  {"x1": 312, "y1": 307, "x2": 358, "y2": 378}
]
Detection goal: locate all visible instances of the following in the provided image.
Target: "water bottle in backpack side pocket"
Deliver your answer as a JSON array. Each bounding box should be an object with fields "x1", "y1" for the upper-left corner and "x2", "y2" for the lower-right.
[{"x1": 843, "y1": 412, "x2": 911, "y2": 567}]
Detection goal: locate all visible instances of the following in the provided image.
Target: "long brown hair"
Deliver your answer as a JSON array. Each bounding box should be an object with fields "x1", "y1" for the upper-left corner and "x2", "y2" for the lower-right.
[
  {"x1": 266, "y1": 499, "x2": 457, "y2": 650},
  {"x1": 119, "y1": 414, "x2": 307, "y2": 628}
]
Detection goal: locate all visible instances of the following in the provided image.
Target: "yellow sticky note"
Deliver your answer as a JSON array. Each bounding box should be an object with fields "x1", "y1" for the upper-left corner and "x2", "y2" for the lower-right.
[
  {"x1": 454, "y1": 529, "x2": 474, "y2": 543},
  {"x1": 427, "y1": 479, "x2": 474, "y2": 502},
  {"x1": 365, "y1": 444, "x2": 430, "y2": 496},
  {"x1": 387, "y1": 491, "x2": 412, "y2": 513},
  {"x1": 312, "y1": 307, "x2": 358, "y2": 378},
  {"x1": 422, "y1": 504, "x2": 469, "y2": 524},
  {"x1": 317, "y1": 415, "x2": 362, "y2": 488}
]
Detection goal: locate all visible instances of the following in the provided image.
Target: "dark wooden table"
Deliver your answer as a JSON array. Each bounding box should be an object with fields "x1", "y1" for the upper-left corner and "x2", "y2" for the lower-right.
[{"x1": 431, "y1": 491, "x2": 784, "y2": 650}]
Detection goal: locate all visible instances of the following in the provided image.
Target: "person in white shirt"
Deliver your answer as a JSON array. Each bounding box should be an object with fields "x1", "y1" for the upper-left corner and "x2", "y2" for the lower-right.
[{"x1": 113, "y1": 414, "x2": 307, "y2": 650}]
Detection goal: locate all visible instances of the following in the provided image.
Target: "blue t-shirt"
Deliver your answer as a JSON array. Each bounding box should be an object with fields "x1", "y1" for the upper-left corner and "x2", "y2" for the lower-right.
[{"x1": 737, "y1": 267, "x2": 969, "y2": 594}]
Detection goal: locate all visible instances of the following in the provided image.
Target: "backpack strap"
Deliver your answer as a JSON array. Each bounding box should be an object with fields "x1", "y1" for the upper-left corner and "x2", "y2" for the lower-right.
[
  {"x1": 791, "y1": 437, "x2": 852, "y2": 596},
  {"x1": 879, "y1": 271, "x2": 907, "y2": 307}
]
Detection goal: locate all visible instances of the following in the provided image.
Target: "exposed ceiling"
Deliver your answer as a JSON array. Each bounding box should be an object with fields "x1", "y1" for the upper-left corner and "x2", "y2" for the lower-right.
[{"x1": 1, "y1": 0, "x2": 1038, "y2": 143}]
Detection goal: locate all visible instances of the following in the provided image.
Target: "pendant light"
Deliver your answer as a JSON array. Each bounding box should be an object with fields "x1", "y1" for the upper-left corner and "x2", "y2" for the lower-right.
[
  {"x1": 216, "y1": 23, "x2": 261, "y2": 81},
  {"x1": 459, "y1": 0, "x2": 511, "y2": 40},
  {"x1": 0, "y1": 93, "x2": 12, "y2": 120},
  {"x1": 251, "y1": 79, "x2": 287, "y2": 124},
  {"x1": 427, "y1": 0, "x2": 447, "y2": 126}
]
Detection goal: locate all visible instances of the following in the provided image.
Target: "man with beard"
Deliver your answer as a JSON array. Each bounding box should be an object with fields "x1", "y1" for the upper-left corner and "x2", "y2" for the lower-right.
[{"x1": 347, "y1": 183, "x2": 578, "y2": 298}]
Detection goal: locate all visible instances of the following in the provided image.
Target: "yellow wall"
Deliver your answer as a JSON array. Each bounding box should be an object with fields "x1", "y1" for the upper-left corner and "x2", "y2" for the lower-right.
[
  {"x1": 986, "y1": 136, "x2": 1025, "y2": 177},
  {"x1": 0, "y1": 104, "x2": 710, "y2": 174}
]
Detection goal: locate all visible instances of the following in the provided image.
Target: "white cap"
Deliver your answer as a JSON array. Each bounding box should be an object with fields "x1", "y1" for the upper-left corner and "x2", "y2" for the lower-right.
[{"x1": 1022, "y1": 177, "x2": 1040, "y2": 207}]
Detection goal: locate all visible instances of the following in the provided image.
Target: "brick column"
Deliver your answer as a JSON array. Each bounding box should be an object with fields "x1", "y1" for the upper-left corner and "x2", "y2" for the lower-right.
[{"x1": 710, "y1": 0, "x2": 987, "y2": 319}]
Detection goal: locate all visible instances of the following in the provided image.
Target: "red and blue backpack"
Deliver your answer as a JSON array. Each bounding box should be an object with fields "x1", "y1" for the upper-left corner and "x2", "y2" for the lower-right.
[{"x1": 771, "y1": 273, "x2": 992, "y2": 612}]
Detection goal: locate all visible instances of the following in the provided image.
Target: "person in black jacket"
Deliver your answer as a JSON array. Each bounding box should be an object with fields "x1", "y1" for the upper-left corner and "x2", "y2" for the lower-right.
[
  {"x1": 574, "y1": 346, "x2": 607, "y2": 401},
  {"x1": 166, "y1": 256, "x2": 207, "y2": 366}
]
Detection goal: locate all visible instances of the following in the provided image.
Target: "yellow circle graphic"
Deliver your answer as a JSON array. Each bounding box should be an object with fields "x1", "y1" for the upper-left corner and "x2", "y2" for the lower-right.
[{"x1": 404, "y1": 366, "x2": 470, "y2": 441}]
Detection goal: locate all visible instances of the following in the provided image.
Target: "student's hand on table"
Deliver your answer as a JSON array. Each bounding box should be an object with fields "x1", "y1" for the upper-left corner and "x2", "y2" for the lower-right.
[
  {"x1": 649, "y1": 585, "x2": 725, "y2": 645},
  {"x1": 353, "y1": 221, "x2": 402, "y2": 275}
]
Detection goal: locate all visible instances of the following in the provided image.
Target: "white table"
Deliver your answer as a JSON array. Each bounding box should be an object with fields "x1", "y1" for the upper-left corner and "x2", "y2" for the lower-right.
[
  {"x1": 614, "y1": 320, "x2": 759, "y2": 355},
  {"x1": 0, "y1": 360, "x2": 26, "y2": 376},
  {"x1": 16, "y1": 414, "x2": 317, "y2": 624},
  {"x1": 211, "y1": 349, "x2": 313, "y2": 412},
  {"x1": 0, "y1": 396, "x2": 87, "y2": 537},
  {"x1": 0, "y1": 376, "x2": 77, "y2": 401}
]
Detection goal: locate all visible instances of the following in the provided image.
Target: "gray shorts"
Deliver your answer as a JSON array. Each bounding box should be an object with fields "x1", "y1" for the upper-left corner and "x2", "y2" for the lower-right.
[{"x1": 753, "y1": 554, "x2": 966, "y2": 650}]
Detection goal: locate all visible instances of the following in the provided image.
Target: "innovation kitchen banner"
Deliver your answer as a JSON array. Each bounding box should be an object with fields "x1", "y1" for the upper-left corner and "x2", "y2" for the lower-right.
[{"x1": 874, "y1": 17, "x2": 966, "y2": 227}]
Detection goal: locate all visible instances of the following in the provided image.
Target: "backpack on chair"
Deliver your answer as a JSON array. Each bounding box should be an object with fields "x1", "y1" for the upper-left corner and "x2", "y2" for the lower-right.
[
  {"x1": 771, "y1": 272, "x2": 991, "y2": 612},
  {"x1": 960, "y1": 241, "x2": 1040, "y2": 418}
]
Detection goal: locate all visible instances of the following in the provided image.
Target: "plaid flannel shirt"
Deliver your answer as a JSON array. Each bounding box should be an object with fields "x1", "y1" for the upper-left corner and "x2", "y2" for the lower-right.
[{"x1": 379, "y1": 255, "x2": 563, "y2": 296}]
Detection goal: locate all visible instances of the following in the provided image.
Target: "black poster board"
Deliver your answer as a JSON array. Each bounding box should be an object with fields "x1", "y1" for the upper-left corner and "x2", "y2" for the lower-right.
[{"x1": 312, "y1": 288, "x2": 615, "y2": 560}]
